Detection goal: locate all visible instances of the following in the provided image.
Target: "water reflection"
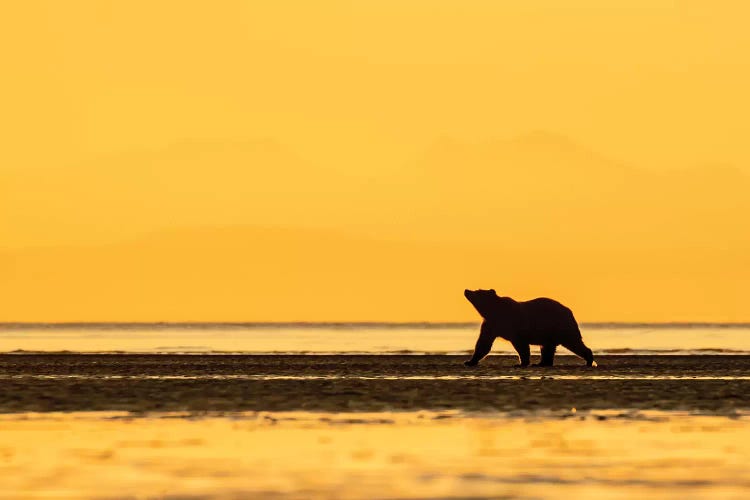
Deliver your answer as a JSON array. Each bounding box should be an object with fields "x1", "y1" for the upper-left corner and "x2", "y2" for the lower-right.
[{"x1": 1, "y1": 411, "x2": 748, "y2": 498}]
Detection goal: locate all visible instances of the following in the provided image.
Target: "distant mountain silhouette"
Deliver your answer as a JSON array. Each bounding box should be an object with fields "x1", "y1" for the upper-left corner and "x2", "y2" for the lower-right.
[
  {"x1": 6, "y1": 132, "x2": 748, "y2": 250},
  {"x1": 414, "y1": 132, "x2": 750, "y2": 249},
  {"x1": 3, "y1": 132, "x2": 748, "y2": 322}
]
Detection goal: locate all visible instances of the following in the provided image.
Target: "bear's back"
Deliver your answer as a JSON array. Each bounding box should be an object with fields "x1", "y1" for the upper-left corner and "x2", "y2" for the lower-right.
[{"x1": 518, "y1": 297, "x2": 578, "y2": 332}]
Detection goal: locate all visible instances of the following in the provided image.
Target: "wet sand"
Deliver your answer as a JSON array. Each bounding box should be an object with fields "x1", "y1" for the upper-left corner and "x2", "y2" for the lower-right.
[{"x1": 1, "y1": 354, "x2": 748, "y2": 414}]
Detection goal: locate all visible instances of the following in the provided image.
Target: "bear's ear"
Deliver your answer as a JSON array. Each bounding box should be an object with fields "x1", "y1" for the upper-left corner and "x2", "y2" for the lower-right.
[{"x1": 490, "y1": 289, "x2": 496, "y2": 295}]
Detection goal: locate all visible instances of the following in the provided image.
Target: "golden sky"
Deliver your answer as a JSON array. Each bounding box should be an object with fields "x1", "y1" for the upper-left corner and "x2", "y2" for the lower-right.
[{"x1": 2, "y1": 1, "x2": 749, "y2": 321}]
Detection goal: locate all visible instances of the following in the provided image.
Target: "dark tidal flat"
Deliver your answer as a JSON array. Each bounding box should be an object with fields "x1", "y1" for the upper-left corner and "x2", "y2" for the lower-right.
[{"x1": 1, "y1": 354, "x2": 748, "y2": 414}]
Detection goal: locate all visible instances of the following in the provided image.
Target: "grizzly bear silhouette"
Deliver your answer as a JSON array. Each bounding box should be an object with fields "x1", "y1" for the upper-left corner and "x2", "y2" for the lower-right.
[{"x1": 463, "y1": 289, "x2": 595, "y2": 367}]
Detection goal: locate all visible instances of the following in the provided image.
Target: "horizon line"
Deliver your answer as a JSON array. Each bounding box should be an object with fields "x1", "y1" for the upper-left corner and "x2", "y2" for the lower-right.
[{"x1": 1, "y1": 321, "x2": 750, "y2": 329}]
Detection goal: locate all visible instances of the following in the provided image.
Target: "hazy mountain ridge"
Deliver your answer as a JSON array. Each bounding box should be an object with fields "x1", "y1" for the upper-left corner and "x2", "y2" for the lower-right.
[
  {"x1": 6, "y1": 132, "x2": 748, "y2": 250},
  {"x1": 413, "y1": 132, "x2": 750, "y2": 248},
  {"x1": 4, "y1": 132, "x2": 748, "y2": 321}
]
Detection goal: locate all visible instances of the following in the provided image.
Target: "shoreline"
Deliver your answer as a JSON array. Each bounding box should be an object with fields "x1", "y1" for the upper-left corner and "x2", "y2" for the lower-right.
[
  {"x1": 4, "y1": 349, "x2": 750, "y2": 355},
  {"x1": 1, "y1": 354, "x2": 748, "y2": 414}
]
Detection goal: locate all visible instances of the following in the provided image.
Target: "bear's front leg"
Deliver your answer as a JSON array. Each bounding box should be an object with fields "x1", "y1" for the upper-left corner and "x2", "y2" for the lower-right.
[
  {"x1": 464, "y1": 322, "x2": 495, "y2": 367},
  {"x1": 511, "y1": 341, "x2": 530, "y2": 367}
]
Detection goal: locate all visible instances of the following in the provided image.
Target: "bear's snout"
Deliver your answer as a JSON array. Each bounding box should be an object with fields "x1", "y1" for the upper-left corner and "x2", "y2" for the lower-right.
[{"x1": 464, "y1": 289, "x2": 472, "y2": 298}]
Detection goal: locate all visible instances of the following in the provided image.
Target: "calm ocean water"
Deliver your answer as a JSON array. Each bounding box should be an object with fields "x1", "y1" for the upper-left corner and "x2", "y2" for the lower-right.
[{"x1": 0, "y1": 323, "x2": 748, "y2": 354}]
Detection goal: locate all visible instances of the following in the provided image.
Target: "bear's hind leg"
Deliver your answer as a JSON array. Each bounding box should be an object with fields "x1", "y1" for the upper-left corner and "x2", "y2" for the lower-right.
[
  {"x1": 534, "y1": 344, "x2": 556, "y2": 367},
  {"x1": 562, "y1": 338, "x2": 595, "y2": 367}
]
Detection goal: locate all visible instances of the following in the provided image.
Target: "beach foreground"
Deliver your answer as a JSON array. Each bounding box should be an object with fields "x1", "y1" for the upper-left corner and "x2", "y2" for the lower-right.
[{"x1": 1, "y1": 354, "x2": 748, "y2": 499}]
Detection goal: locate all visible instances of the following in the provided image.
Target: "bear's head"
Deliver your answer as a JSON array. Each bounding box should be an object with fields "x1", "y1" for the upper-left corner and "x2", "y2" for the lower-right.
[{"x1": 464, "y1": 289, "x2": 501, "y2": 318}]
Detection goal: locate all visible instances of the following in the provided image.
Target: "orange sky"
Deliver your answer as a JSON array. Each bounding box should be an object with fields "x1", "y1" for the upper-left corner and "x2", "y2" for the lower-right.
[{"x1": 2, "y1": 1, "x2": 749, "y2": 321}]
